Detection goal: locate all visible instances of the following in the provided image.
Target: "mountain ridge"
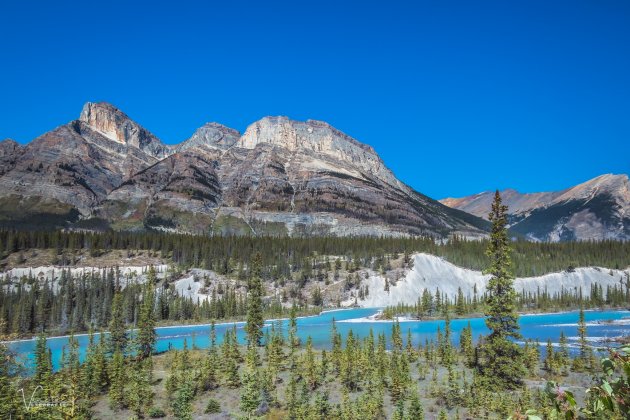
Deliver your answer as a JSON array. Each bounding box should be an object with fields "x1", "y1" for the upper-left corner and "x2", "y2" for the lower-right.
[
  {"x1": 440, "y1": 174, "x2": 630, "y2": 241},
  {"x1": 0, "y1": 102, "x2": 488, "y2": 238}
]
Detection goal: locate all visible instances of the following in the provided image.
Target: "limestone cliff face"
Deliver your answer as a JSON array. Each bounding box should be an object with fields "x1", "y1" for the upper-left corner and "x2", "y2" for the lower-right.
[
  {"x1": 80, "y1": 102, "x2": 170, "y2": 158},
  {"x1": 440, "y1": 174, "x2": 630, "y2": 241},
  {"x1": 238, "y1": 117, "x2": 404, "y2": 191},
  {"x1": 0, "y1": 103, "x2": 487, "y2": 236},
  {"x1": 195, "y1": 116, "x2": 486, "y2": 237}
]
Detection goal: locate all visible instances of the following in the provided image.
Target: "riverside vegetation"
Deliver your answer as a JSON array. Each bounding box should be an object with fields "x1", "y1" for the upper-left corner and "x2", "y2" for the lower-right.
[{"x1": 0, "y1": 192, "x2": 628, "y2": 419}]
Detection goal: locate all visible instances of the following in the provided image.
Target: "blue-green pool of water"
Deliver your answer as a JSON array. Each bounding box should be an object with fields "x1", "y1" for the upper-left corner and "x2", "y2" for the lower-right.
[{"x1": 6, "y1": 307, "x2": 630, "y2": 372}]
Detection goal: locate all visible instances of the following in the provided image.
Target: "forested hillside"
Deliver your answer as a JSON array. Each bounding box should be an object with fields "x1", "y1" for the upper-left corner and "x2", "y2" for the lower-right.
[{"x1": 1, "y1": 230, "x2": 629, "y2": 278}]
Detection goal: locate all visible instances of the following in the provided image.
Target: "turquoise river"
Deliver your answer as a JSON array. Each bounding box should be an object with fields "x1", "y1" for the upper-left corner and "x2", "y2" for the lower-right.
[{"x1": 5, "y1": 307, "x2": 630, "y2": 372}]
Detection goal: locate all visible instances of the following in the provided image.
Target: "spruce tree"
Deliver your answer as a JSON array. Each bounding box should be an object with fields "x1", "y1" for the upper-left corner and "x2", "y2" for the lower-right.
[
  {"x1": 460, "y1": 322, "x2": 474, "y2": 367},
  {"x1": 198, "y1": 352, "x2": 218, "y2": 391},
  {"x1": 172, "y1": 379, "x2": 194, "y2": 420},
  {"x1": 285, "y1": 369, "x2": 300, "y2": 417},
  {"x1": 58, "y1": 334, "x2": 87, "y2": 418},
  {"x1": 341, "y1": 330, "x2": 359, "y2": 391},
  {"x1": 92, "y1": 333, "x2": 109, "y2": 395},
  {"x1": 108, "y1": 292, "x2": 127, "y2": 355},
  {"x1": 108, "y1": 349, "x2": 126, "y2": 409},
  {"x1": 312, "y1": 391, "x2": 331, "y2": 417},
  {"x1": 304, "y1": 336, "x2": 319, "y2": 390},
  {"x1": 405, "y1": 328, "x2": 417, "y2": 362},
  {"x1": 572, "y1": 307, "x2": 592, "y2": 372},
  {"x1": 34, "y1": 333, "x2": 52, "y2": 391},
  {"x1": 331, "y1": 318, "x2": 343, "y2": 374},
  {"x1": 81, "y1": 329, "x2": 99, "y2": 397},
  {"x1": 446, "y1": 365, "x2": 460, "y2": 408},
  {"x1": 544, "y1": 339, "x2": 556, "y2": 374},
  {"x1": 478, "y1": 191, "x2": 525, "y2": 389},
  {"x1": 455, "y1": 287, "x2": 466, "y2": 316},
  {"x1": 127, "y1": 359, "x2": 153, "y2": 417},
  {"x1": 223, "y1": 348, "x2": 241, "y2": 388},
  {"x1": 246, "y1": 253, "x2": 265, "y2": 347},
  {"x1": 558, "y1": 331, "x2": 570, "y2": 372},
  {"x1": 441, "y1": 314, "x2": 454, "y2": 367},
  {"x1": 320, "y1": 349, "x2": 329, "y2": 382},
  {"x1": 408, "y1": 387, "x2": 425, "y2": 419},
  {"x1": 136, "y1": 268, "x2": 157, "y2": 360},
  {"x1": 240, "y1": 345, "x2": 262, "y2": 415},
  {"x1": 389, "y1": 351, "x2": 406, "y2": 403},
  {"x1": 165, "y1": 351, "x2": 181, "y2": 397},
  {"x1": 288, "y1": 303, "x2": 299, "y2": 370}
]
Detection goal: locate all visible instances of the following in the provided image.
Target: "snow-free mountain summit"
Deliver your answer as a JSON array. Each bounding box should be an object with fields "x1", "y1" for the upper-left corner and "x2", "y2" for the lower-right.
[
  {"x1": 441, "y1": 174, "x2": 630, "y2": 242},
  {"x1": 0, "y1": 102, "x2": 487, "y2": 237}
]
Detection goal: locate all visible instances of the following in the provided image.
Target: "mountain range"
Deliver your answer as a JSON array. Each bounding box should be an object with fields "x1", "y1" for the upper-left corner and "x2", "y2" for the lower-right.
[
  {"x1": 0, "y1": 102, "x2": 487, "y2": 237},
  {"x1": 1, "y1": 102, "x2": 626, "y2": 241},
  {"x1": 440, "y1": 174, "x2": 630, "y2": 241}
]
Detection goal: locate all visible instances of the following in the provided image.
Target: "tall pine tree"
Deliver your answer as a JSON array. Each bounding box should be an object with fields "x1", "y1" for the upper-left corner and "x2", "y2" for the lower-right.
[
  {"x1": 477, "y1": 190, "x2": 526, "y2": 389},
  {"x1": 108, "y1": 292, "x2": 127, "y2": 355},
  {"x1": 136, "y1": 267, "x2": 157, "y2": 360},
  {"x1": 246, "y1": 253, "x2": 264, "y2": 347}
]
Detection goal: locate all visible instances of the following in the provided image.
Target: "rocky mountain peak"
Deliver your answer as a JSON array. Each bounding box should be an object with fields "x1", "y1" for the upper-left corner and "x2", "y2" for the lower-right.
[
  {"x1": 557, "y1": 173, "x2": 629, "y2": 203},
  {"x1": 236, "y1": 116, "x2": 403, "y2": 189},
  {"x1": 0, "y1": 138, "x2": 20, "y2": 151},
  {"x1": 79, "y1": 102, "x2": 170, "y2": 158},
  {"x1": 176, "y1": 122, "x2": 240, "y2": 153},
  {"x1": 0, "y1": 139, "x2": 22, "y2": 157},
  {"x1": 440, "y1": 173, "x2": 630, "y2": 241},
  {"x1": 239, "y1": 116, "x2": 377, "y2": 155}
]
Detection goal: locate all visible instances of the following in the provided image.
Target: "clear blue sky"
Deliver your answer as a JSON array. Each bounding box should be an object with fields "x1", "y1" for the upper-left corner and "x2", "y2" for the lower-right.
[{"x1": 1, "y1": 1, "x2": 629, "y2": 199}]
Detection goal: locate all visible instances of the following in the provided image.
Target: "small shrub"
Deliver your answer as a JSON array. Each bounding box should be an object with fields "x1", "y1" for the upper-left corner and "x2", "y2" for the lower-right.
[
  {"x1": 148, "y1": 407, "x2": 166, "y2": 418},
  {"x1": 205, "y1": 398, "x2": 221, "y2": 414}
]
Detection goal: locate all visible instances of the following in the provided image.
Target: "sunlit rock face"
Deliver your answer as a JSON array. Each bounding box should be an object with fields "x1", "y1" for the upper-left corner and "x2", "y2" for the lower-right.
[
  {"x1": 238, "y1": 116, "x2": 400, "y2": 189},
  {"x1": 80, "y1": 102, "x2": 170, "y2": 158},
  {"x1": 441, "y1": 174, "x2": 630, "y2": 241}
]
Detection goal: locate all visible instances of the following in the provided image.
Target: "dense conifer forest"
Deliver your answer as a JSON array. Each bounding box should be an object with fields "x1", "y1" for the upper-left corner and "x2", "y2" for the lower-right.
[
  {"x1": 1, "y1": 229, "x2": 629, "y2": 277},
  {"x1": 1, "y1": 229, "x2": 629, "y2": 338}
]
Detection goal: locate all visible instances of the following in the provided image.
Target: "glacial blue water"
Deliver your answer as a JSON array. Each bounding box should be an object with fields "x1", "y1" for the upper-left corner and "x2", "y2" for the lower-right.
[{"x1": 6, "y1": 308, "x2": 630, "y2": 372}]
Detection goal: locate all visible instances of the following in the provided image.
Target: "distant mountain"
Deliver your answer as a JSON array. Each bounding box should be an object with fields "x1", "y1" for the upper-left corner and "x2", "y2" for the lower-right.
[
  {"x1": 0, "y1": 102, "x2": 488, "y2": 237},
  {"x1": 440, "y1": 174, "x2": 630, "y2": 241}
]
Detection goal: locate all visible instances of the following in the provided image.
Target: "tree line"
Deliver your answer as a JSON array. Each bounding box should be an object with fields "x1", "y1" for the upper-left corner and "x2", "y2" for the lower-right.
[
  {"x1": 0, "y1": 266, "x2": 314, "y2": 337},
  {"x1": 1, "y1": 229, "x2": 630, "y2": 278}
]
